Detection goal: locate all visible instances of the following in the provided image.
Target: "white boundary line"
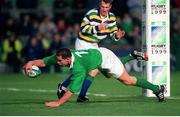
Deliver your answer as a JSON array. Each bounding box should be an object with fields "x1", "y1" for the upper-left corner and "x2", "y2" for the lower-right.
[{"x1": 0, "y1": 87, "x2": 180, "y2": 100}]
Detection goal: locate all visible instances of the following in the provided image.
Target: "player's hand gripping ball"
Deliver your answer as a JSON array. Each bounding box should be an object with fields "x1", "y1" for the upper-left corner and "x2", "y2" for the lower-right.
[{"x1": 25, "y1": 65, "x2": 41, "y2": 78}]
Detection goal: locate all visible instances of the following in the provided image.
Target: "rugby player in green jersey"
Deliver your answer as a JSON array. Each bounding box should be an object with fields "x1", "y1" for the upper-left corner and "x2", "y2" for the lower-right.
[
  {"x1": 23, "y1": 48, "x2": 165, "y2": 107},
  {"x1": 59, "y1": 0, "x2": 128, "y2": 102}
]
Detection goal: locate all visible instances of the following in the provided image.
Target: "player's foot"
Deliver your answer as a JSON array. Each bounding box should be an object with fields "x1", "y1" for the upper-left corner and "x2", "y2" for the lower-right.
[
  {"x1": 154, "y1": 85, "x2": 165, "y2": 102},
  {"x1": 57, "y1": 83, "x2": 67, "y2": 99},
  {"x1": 130, "y1": 50, "x2": 148, "y2": 61},
  {"x1": 77, "y1": 96, "x2": 89, "y2": 102}
]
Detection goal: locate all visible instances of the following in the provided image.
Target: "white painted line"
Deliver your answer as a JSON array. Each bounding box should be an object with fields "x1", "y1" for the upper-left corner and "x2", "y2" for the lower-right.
[{"x1": 1, "y1": 87, "x2": 180, "y2": 100}]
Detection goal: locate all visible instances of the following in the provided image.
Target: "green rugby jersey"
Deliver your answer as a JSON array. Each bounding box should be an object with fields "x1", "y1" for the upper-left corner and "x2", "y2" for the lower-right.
[
  {"x1": 78, "y1": 8, "x2": 118, "y2": 43},
  {"x1": 43, "y1": 49, "x2": 102, "y2": 93}
]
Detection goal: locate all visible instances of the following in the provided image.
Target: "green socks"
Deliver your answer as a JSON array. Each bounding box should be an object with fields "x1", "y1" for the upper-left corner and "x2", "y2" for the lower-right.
[{"x1": 135, "y1": 77, "x2": 160, "y2": 93}]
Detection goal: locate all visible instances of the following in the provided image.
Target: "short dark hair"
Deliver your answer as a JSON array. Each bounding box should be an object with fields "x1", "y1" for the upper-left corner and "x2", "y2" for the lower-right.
[
  {"x1": 101, "y1": 0, "x2": 113, "y2": 4},
  {"x1": 56, "y1": 48, "x2": 72, "y2": 59}
]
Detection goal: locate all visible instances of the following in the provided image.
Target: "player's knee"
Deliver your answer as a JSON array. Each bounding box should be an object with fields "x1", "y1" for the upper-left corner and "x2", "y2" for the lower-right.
[
  {"x1": 89, "y1": 69, "x2": 99, "y2": 77},
  {"x1": 118, "y1": 76, "x2": 135, "y2": 86},
  {"x1": 122, "y1": 80, "x2": 132, "y2": 86}
]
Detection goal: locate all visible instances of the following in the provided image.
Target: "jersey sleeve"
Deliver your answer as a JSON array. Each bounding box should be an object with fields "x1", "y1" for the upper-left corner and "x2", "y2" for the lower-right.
[
  {"x1": 43, "y1": 54, "x2": 57, "y2": 65},
  {"x1": 108, "y1": 14, "x2": 119, "y2": 41},
  {"x1": 80, "y1": 9, "x2": 99, "y2": 34}
]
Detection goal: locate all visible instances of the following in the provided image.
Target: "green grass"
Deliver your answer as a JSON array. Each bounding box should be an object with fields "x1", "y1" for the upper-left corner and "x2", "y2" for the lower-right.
[{"x1": 0, "y1": 72, "x2": 180, "y2": 116}]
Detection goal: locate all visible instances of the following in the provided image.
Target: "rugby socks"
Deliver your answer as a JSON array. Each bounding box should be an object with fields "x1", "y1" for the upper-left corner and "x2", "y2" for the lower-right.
[
  {"x1": 79, "y1": 75, "x2": 94, "y2": 97},
  {"x1": 135, "y1": 77, "x2": 160, "y2": 93},
  {"x1": 120, "y1": 55, "x2": 134, "y2": 64},
  {"x1": 61, "y1": 74, "x2": 72, "y2": 87}
]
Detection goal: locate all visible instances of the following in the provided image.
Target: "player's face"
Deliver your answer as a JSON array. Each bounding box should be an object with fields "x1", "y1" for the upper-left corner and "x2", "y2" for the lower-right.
[
  {"x1": 99, "y1": 1, "x2": 111, "y2": 17},
  {"x1": 56, "y1": 56, "x2": 70, "y2": 66}
]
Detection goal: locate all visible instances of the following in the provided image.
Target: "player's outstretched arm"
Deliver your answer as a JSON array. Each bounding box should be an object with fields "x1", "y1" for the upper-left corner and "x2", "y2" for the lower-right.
[
  {"x1": 23, "y1": 60, "x2": 46, "y2": 73},
  {"x1": 115, "y1": 29, "x2": 125, "y2": 40},
  {"x1": 45, "y1": 91, "x2": 73, "y2": 107}
]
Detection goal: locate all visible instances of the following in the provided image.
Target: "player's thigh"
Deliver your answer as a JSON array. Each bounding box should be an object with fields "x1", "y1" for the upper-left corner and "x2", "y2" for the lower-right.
[
  {"x1": 100, "y1": 48, "x2": 124, "y2": 78},
  {"x1": 89, "y1": 69, "x2": 99, "y2": 77},
  {"x1": 108, "y1": 56, "x2": 124, "y2": 78}
]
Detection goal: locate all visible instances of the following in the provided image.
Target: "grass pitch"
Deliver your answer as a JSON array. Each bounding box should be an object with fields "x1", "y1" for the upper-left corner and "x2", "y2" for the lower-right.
[{"x1": 0, "y1": 72, "x2": 180, "y2": 116}]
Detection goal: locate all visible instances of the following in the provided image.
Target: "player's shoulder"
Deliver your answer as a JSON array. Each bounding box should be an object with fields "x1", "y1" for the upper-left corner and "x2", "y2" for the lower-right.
[
  {"x1": 109, "y1": 12, "x2": 116, "y2": 20},
  {"x1": 109, "y1": 12, "x2": 115, "y2": 17},
  {"x1": 42, "y1": 54, "x2": 57, "y2": 65}
]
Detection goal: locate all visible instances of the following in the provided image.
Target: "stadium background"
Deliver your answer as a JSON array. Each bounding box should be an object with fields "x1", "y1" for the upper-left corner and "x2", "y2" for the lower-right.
[
  {"x1": 0, "y1": 0, "x2": 180, "y2": 116},
  {"x1": 0, "y1": 0, "x2": 179, "y2": 72}
]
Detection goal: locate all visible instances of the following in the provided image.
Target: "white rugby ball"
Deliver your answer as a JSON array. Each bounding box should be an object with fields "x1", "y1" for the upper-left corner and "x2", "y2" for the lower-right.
[{"x1": 27, "y1": 65, "x2": 41, "y2": 78}]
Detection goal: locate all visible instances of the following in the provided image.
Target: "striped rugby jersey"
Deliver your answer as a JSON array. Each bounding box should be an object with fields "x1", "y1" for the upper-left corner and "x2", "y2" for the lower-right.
[{"x1": 78, "y1": 8, "x2": 118, "y2": 43}]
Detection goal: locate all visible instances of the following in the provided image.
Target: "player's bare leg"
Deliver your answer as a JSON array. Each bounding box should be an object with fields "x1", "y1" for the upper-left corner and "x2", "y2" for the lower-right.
[{"x1": 117, "y1": 69, "x2": 165, "y2": 102}]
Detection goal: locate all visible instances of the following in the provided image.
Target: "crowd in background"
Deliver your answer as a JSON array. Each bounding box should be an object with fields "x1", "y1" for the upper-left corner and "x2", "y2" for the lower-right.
[{"x1": 0, "y1": 0, "x2": 180, "y2": 72}]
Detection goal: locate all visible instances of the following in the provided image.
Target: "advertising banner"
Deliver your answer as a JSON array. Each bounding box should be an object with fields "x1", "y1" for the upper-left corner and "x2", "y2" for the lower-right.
[{"x1": 142, "y1": 0, "x2": 170, "y2": 97}]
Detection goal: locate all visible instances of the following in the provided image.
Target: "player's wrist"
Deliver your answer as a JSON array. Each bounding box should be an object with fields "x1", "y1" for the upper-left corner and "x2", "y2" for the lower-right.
[{"x1": 113, "y1": 33, "x2": 121, "y2": 41}]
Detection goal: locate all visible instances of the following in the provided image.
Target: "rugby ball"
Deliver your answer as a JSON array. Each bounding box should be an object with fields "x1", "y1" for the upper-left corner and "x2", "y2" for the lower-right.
[{"x1": 27, "y1": 65, "x2": 41, "y2": 78}]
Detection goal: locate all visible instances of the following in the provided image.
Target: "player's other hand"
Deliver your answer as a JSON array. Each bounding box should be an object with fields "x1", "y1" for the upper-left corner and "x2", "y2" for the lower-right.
[
  {"x1": 23, "y1": 62, "x2": 32, "y2": 74},
  {"x1": 98, "y1": 23, "x2": 107, "y2": 31},
  {"x1": 45, "y1": 101, "x2": 60, "y2": 107},
  {"x1": 115, "y1": 29, "x2": 125, "y2": 39}
]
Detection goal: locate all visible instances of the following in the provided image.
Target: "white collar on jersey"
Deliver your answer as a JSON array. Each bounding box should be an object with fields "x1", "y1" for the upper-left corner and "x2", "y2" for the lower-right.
[
  {"x1": 69, "y1": 53, "x2": 75, "y2": 69},
  {"x1": 100, "y1": 14, "x2": 109, "y2": 23}
]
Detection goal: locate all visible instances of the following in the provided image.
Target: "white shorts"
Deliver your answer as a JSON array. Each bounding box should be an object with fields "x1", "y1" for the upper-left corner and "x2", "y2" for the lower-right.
[
  {"x1": 99, "y1": 47, "x2": 124, "y2": 78},
  {"x1": 75, "y1": 38, "x2": 99, "y2": 50}
]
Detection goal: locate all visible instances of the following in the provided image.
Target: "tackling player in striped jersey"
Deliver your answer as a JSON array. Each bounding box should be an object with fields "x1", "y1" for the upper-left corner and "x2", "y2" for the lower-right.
[{"x1": 75, "y1": 0, "x2": 125, "y2": 50}]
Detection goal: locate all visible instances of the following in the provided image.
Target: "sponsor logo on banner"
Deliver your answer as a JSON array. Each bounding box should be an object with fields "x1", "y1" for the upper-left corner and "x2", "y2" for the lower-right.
[
  {"x1": 151, "y1": 21, "x2": 167, "y2": 55},
  {"x1": 152, "y1": 61, "x2": 167, "y2": 85},
  {"x1": 151, "y1": 0, "x2": 167, "y2": 15}
]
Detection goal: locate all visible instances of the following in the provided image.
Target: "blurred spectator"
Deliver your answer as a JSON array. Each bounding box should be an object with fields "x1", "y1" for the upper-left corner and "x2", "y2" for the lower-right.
[
  {"x1": 121, "y1": 14, "x2": 134, "y2": 35},
  {"x1": 48, "y1": 33, "x2": 64, "y2": 72},
  {"x1": 121, "y1": 13, "x2": 135, "y2": 45},
  {"x1": 36, "y1": 32, "x2": 50, "y2": 57},
  {"x1": 129, "y1": 25, "x2": 141, "y2": 46},
  {"x1": 70, "y1": 23, "x2": 80, "y2": 44},
  {"x1": 3, "y1": 17, "x2": 18, "y2": 38},
  {"x1": 17, "y1": 14, "x2": 33, "y2": 47},
  {"x1": 61, "y1": 25, "x2": 73, "y2": 46},
  {"x1": 16, "y1": 0, "x2": 37, "y2": 9},
  {"x1": 48, "y1": 33, "x2": 64, "y2": 54},
  {"x1": 31, "y1": 19, "x2": 39, "y2": 37},
  {"x1": 171, "y1": 20, "x2": 180, "y2": 69},
  {"x1": 18, "y1": 14, "x2": 32, "y2": 36},
  {"x1": 127, "y1": 0, "x2": 142, "y2": 20},
  {"x1": 0, "y1": 0, "x2": 12, "y2": 13},
  {"x1": 22, "y1": 37, "x2": 43, "y2": 62},
  {"x1": 56, "y1": 19, "x2": 66, "y2": 35},
  {"x1": 39, "y1": 15, "x2": 57, "y2": 39},
  {"x1": 2, "y1": 33, "x2": 23, "y2": 72}
]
